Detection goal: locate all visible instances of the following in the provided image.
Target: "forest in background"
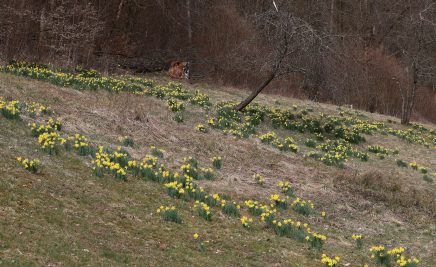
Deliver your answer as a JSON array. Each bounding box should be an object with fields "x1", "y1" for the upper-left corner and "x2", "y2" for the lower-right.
[{"x1": 0, "y1": 0, "x2": 435, "y2": 123}]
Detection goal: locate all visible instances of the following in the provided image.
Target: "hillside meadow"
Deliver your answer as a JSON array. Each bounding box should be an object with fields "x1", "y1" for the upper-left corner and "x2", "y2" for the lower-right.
[{"x1": 0, "y1": 63, "x2": 435, "y2": 266}]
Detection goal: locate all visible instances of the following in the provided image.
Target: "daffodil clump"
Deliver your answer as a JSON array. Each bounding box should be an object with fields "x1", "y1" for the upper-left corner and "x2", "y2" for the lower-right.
[
  {"x1": 396, "y1": 256, "x2": 420, "y2": 267},
  {"x1": 305, "y1": 232, "x2": 327, "y2": 249},
  {"x1": 23, "y1": 101, "x2": 53, "y2": 117},
  {"x1": 387, "y1": 127, "x2": 432, "y2": 148},
  {"x1": 195, "y1": 201, "x2": 212, "y2": 221},
  {"x1": 259, "y1": 132, "x2": 277, "y2": 144},
  {"x1": 352, "y1": 234, "x2": 364, "y2": 249},
  {"x1": 270, "y1": 219, "x2": 293, "y2": 236},
  {"x1": 150, "y1": 145, "x2": 165, "y2": 158},
  {"x1": 173, "y1": 112, "x2": 184, "y2": 123},
  {"x1": 270, "y1": 194, "x2": 288, "y2": 209},
  {"x1": 70, "y1": 133, "x2": 94, "y2": 156},
  {"x1": 2, "y1": 62, "x2": 128, "y2": 92},
  {"x1": 423, "y1": 174, "x2": 433, "y2": 183},
  {"x1": 136, "y1": 155, "x2": 160, "y2": 179},
  {"x1": 312, "y1": 139, "x2": 368, "y2": 167},
  {"x1": 193, "y1": 233, "x2": 208, "y2": 252},
  {"x1": 221, "y1": 200, "x2": 240, "y2": 217},
  {"x1": 91, "y1": 146, "x2": 128, "y2": 181},
  {"x1": 118, "y1": 136, "x2": 134, "y2": 147},
  {"x1": 373, "y1": 246, "x2": 421, "y2": 267},
  {"x1": 253, "y1": 173, "x2": 265, "y2": 185},
  {"x1": 269, "y1": 194, "x2": 289, "y2": 209},
  {"x1": 270, "y1": 218, "x2": 308, "y2": 240},
  {"x1": 16, "y1": 157, "x2": 41, "y2": 174},
  {"x1": 409, "y1": 161, "x2": 419, "y2": 170},
  {"x1": 186, "y1": 185, "x2": 207, "y2": 202},
  {"x1": 244, "y1": 200, "x2": 267, "y2": 216},
  {"x1": 259, "y1": 132, "x2": 298, "y2": 152},
  {"x1": 305, "y1": 138, "x2": 317, "y2": 148},
  {"x1": 370, "y1": 245, "x2": 390, "y2": 266},
  {"x1": 260, "y1": 208, "x2": 276, "y2": 226},
  {"x1": 38, "y1": 132, "x2": 61, "y2": 155},
  {"x1": 211, "y1": 156, "x2": 222, "y2": 169},
  {"x1": 240, "y1": 216, "x2": 253, "y2": 228},
  {"x1": 277, "y1": 181, "x2": 294, "y2": 197},
  {"x1": 167, "y1": 98, "x2": 184, "y2": 112},
  {"x1": 164, "y1": 181, "x2": 187, "y2": 199},
  {"x1": 181, "y1": 163, "x2": 199, "y2": 180},
  {"x1": 396, "y1": 159, "x2": 408, "y2": 168},
  {"x1": 367, "y1": 145, "x2": 399, "y2": 158},
  {"x1": 419, "y1": 167, "x2": 427, "y2": 174},
  {"x1": 291, "y1": 197, "x2": 314, "y2": 215},
  {"x1": 200, "y1": 167, "x2": 214, "y2": 180},
  {"x1": 203, "y1": 193, "x2": 221, "y2": 207},
  {"x1": 29, "y1": 118, "x2": 62, "y2": 137},
  {"x1": 320, "y1": 254, "x2": 340, "y2": 267},
  {"x1": 196, "y1": 123, "x2": 208, "y2": 133},
  {"x1": 156, "y1": 205, "x2": 182, "y2": 224},
  {"x1": 1, "y1": 100, "x2": 21, "y2": 120},
  {"x1": 189, "y1": 90, "x2": 211, "y2": 107},
  {"x1": 183, "y1": 156, "x2": 199, "y2": 168},
  {"x1": 0, "y1": 97, "x2": 53, "y2": 120}
]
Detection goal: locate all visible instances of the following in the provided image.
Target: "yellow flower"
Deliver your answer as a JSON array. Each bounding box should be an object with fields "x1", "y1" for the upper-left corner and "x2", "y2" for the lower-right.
[{"x1": 193, "y1": 233, "x2": 199, "y2": 239}]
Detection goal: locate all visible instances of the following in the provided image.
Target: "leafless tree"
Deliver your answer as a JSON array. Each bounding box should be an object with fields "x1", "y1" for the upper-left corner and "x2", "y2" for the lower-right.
[
  {"x1": 388, "y1": 0, "x2": 436, "y2": 124},
  {"x1": 40, "y1": 0, "x2": 104, "y2": 66},
  {"x1": 233, "y1": 7, "x2": 328, "y2": 111}
]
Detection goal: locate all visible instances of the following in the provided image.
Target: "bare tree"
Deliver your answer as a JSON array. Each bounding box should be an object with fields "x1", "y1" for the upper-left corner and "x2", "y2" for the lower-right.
[
  {"x1": 233, "y1": 8, "x2": 326, "y2": 111},
  {"x1": 388, "y1": 0, "x2": 436, "y2": 124},
  {"x1": 40, "y1": 0, "x2": 104, "y2": 66}
]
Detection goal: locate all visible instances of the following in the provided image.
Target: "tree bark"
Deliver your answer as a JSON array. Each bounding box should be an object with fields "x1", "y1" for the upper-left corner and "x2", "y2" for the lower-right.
[
  {"x1": 186, "y1": 0, "x2": 192, "y2": 46},
  {"x1": 401, "y1": 62, "x2": 418, "y2": 125},
  {"x1": 329, "y1": 0, "x2": 335, "y2": 33},
  {"x1": 234, "y1": 72, "x2": 276, "y2": 111}
]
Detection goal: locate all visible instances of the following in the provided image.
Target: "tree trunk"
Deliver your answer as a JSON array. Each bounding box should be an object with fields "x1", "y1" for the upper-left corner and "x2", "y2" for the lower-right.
[
  {"x1": 186, "y1": 0, "x2": 193, "y2": 46},
  {"x1": 400, "y1": 62, "x2": 418, "y2": 125},
  {"x1": 329, "y1": 0, "x2": 335, "y2": 33},
  {"x1": 234, "y1": 73, "x2": 275, "y2": 111}
]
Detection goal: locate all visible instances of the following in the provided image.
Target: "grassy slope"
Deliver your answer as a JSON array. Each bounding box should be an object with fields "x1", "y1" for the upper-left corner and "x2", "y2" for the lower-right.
[{"x1": 0, "y1": 72, "x2": 435, "y2": 266}]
